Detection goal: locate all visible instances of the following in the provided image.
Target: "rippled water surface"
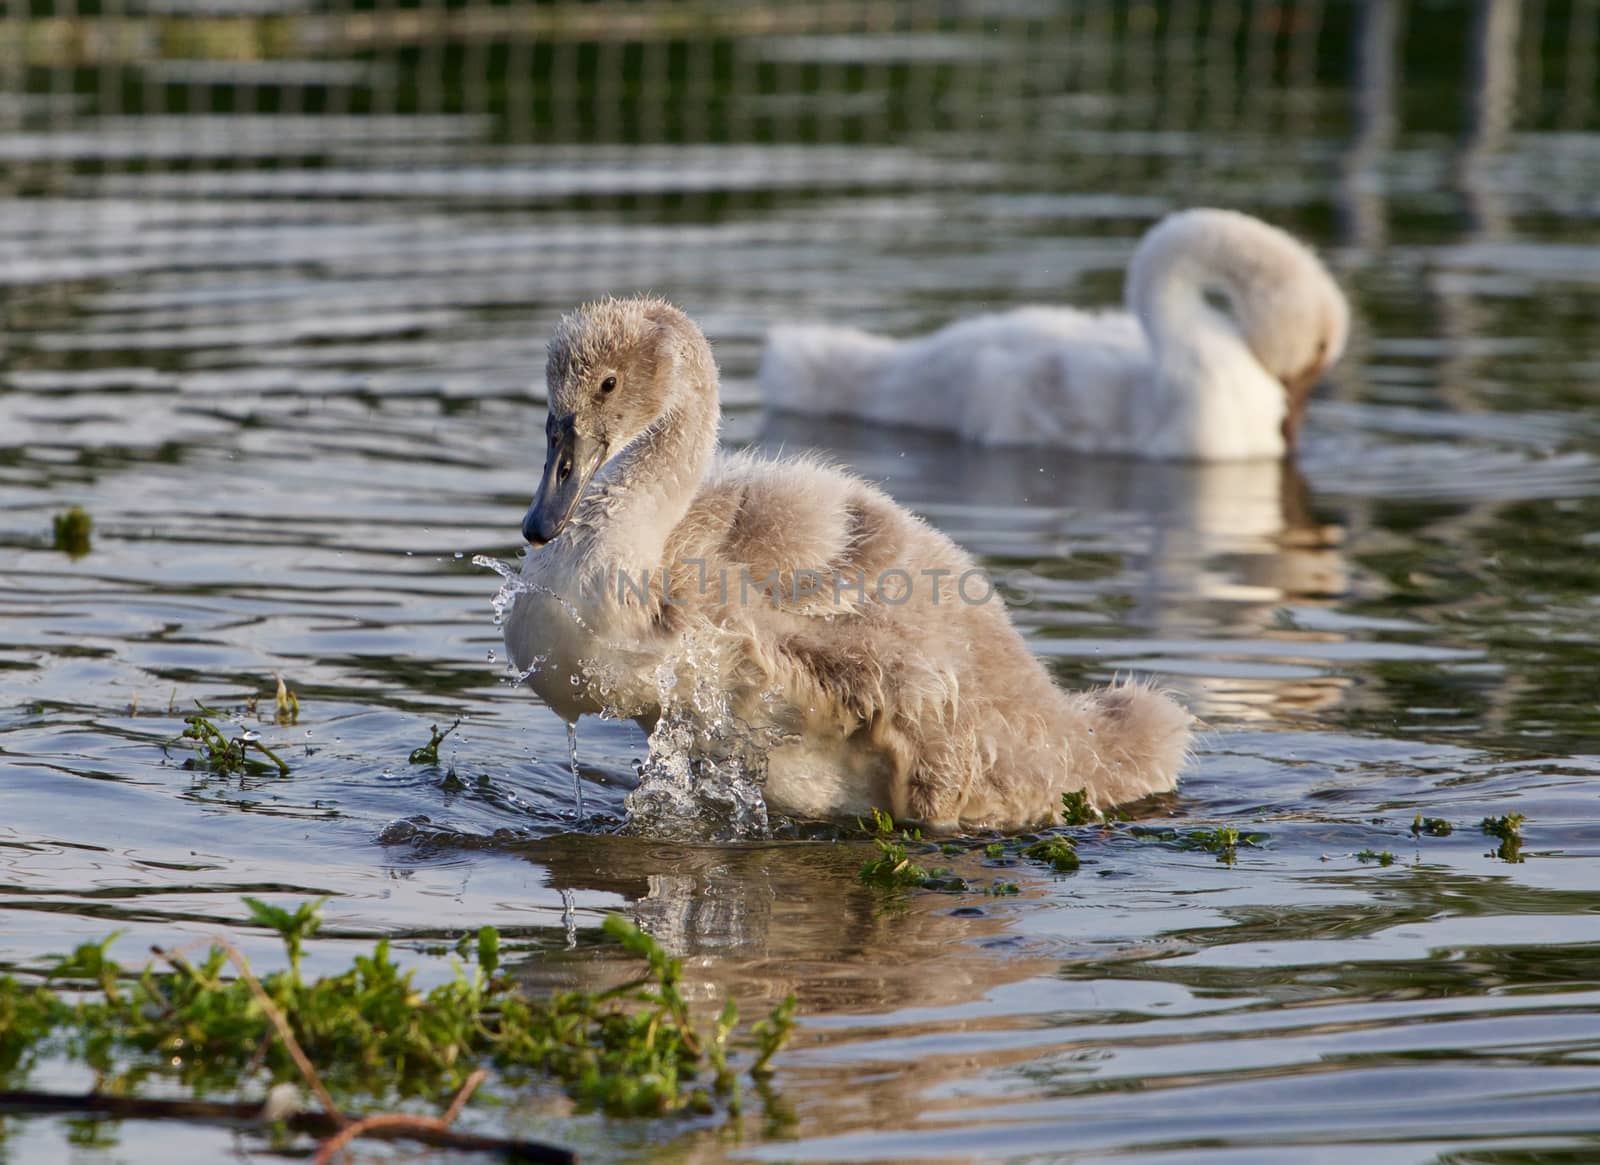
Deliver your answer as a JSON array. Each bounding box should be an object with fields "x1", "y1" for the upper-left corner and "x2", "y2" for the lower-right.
[{"x1": 3, "y1": 2, "x2": 1600, "y2": 1162}]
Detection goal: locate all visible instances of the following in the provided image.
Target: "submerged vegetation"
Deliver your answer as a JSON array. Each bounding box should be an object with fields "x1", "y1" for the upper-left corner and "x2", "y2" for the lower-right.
[
  {"x1": 858, "y1": 809, "x2": 933, "y2": 889},
  {"x1": 1128, "y1": 824, "x2": 1267, "y2": 865},
  {"x1": 409, "y1": 719, "x2": 462, "y2": 765},
  {"x1": 857, "y1": 808, "x2": 1089, "y2": 892},
  {"x1": 1482, "y1": 813, "x2": 1528, "y2": 863},
  {"x1": 176, "y1": 710, "x2": 291, "y2": 777},
  {"x1": 273, "y1": 675, "x2": 300, "y2": 725},
  {"x1": 857, "y1": 806, "x2": 1288, "y2": 890},
  {"x1": 1059, "y1": 789, "x2": 1099, "y2": 826},
  {"x1": 0, "y1": 899, "x2": 796, "y2": 1155},
  {"x1": 1022, "y1": 835, "x2": 1080, "y2": 872},
  {"x1": 51, "y1": 505, "x2": 92, "y2": 557}
]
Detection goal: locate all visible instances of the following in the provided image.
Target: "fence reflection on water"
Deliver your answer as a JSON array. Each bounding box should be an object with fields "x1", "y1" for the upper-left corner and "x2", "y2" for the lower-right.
[{"x1": 2, "y1": 1, "x2": 1594, "y2": 220}]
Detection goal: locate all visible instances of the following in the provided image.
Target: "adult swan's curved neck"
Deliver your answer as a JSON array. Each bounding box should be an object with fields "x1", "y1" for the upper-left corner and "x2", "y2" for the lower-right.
[{"x1": 1125, "y1": 209, "x2": 1341, "y2": 461}]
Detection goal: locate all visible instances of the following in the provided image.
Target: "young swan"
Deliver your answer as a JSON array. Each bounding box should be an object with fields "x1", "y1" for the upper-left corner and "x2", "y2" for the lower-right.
[
  {"x1": 502, "y1": 296, "x2": 1191, "y2": 833},
  {"x1": 760, "y1": 208, "x2": 1350, "y2": 460}
]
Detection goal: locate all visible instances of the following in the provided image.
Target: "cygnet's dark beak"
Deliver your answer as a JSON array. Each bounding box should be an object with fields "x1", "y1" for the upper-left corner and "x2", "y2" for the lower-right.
[{"x1": 523, "y1": 416, "x2": 607, "y2": 546}]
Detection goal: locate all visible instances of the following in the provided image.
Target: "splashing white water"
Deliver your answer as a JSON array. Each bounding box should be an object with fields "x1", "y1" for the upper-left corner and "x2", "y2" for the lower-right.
[
  {"x1": 565, "y1": 721, "x2": 585, "y2": 821},
  {"x1": 475, "y1": 554, "x2": 780, "y2": 839},
  {"x1": 619, "y1": 630, "x2": 784, "y2": 840},
  {"x1": 472, "y1": 553, "x2": 593, "y2": 633}
]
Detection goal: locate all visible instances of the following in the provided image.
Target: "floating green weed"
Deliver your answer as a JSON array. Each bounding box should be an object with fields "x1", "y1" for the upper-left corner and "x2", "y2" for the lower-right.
[
  {"x1": 748, "y1": 994, "x2": 796, "y2": 1079},
  {"x1": 1356, "y1": 848, "x2": 1397, "y2": 866},
  {"x1": 1189, "y1": 826, "x2": 1240, "y2": 853},
  {"x1": 0, "y1": 899, "x2": 795, "y2": 1128},
  {"x1": 1059, "y1": 789, "x2": 1098, "y2": 826},
  {"x1": 51, "y1": 505, "x2": 92, "y2": 557},
  {"x1": 1022, "y1": 836, "x2": 1080, "y2": 872},
  {"x1": 856, "y1": 810, "x2": 970, "y2": 892},
  {"x1": 1482, "y1": 813, "x2": 1527, "y2": 862},
  {"x1": 1132, "y1": 825, "x2": 1265, "y2": 865},
  {"x1": 242, "y1": 895, "x2": 325, "y2": 981},
  {"x1": 409, "y1": 719, "x2": 461, "y2": 765},
  {"x1": 1412, "y1": 815, "x2": 1453, "y2": 837},
  {"x1": 273, "y1": 674, "x2": 299, "y2": 725},
  {"x1": 858, "y1": 809, "x2": 931, "y2": 889},
  {"x1": 176, "y1": 710, "x2": 289, "y2": 777}
]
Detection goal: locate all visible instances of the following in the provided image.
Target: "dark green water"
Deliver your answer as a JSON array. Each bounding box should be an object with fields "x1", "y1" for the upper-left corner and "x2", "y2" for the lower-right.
[{"x1": 3, "y1": 1, "x2": 1599, "y2": 1161}]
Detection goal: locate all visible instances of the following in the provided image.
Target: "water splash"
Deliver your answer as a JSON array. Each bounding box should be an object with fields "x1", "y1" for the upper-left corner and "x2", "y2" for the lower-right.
[
  {"x1": 622, "y1": 712, "x2": 773, "y2": 842},
  {"x1": 560, "y1": 887, "x2": 578, "y2": 950},
  {"x1": 475, "y1": 554, "x2": 780, "y2": 839},
  {"x1": 471, "y1": 553, "x2": 593, "y2": 633},
  {"x1": 565, "y1": 721, "x2": 585, "y2": 821},
  {"x1": 619, "y1": 629, "x2": 783, "y2": 841}
]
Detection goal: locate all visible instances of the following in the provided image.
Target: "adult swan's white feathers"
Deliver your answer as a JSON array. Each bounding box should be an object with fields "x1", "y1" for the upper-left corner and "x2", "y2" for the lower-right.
[
  {"x1": 501, "y1": 296, "x2": 1191, "y2": 833},
  {"x1": 760, "y1": 208, "x2": 1350, "y2": 460}
]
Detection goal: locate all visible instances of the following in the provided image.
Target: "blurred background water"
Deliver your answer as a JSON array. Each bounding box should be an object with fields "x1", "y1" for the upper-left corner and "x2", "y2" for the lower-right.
[{"x1": 2, "y1": 0, "x2": 1600, "y2": 1161}]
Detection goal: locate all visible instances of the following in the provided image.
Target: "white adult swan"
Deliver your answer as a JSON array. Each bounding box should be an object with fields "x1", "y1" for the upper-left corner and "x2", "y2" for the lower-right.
[
  {"x1": 501, "y1": 296, "x2": 1191, "y2": 833},
  {"x1": 759, "y1": 208, "x2": 1350, "y2": 460}
]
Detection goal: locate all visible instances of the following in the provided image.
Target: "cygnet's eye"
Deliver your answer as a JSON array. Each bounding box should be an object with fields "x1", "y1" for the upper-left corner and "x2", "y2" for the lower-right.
[{"x1": 600, "y1": 375, "x2": 618, "y2": 394}]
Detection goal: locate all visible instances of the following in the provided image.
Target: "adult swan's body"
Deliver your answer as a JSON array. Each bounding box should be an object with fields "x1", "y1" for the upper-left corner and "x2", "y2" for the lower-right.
[
  {"x1": 502, "y1": 297, "x2": 1191, "y2": 833},
  {"x1": 759, "y1": 209, "x2": 1350, "y2": 460}
]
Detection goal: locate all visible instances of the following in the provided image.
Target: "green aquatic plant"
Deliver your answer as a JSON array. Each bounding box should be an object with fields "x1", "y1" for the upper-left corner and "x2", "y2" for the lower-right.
[
  {"x1": 748, "y1": 994, "x2": 797, "y2": 1079},
  {"x1": 409, "y1": 719, "x2": 461, "y2": 765},
  {"x1": 51, "y1": 505, "x2": 92, "y2": 557},
  {"x1": 1356, "y1": 848, "x2": 1397, "y2": 867},
  {"x1": 1481, "y1": 813, "x2": 1527, "y2": 862},
  {"x1": 1130, "y1": 824, "x2": 1265, "y2": 865},
  {"x1": 0, "y1": 899, "x2": 795, "y2": 1135},
  {"x1": 1181, "y1": 826, "x2": 1250, "y2": 863},
  {"x1": 1059, "y1": 789, "x2": 1099, "y2": 826},
  {"x1": 855, "y1": 810, "x2": 971, "y2": 892},
  {"x1": 1412, "y1": 815, "x2": 1453, "y2": 837},
  {"x1": 1022, "y1": 835, "x2": 1080, "y2": 872},
  {"x1": 177, "y1": 710, "x2": 289, "y2": 777},
  {"x1": 242, "y1": 895, "x2": 326, "y2": 981},
  {"x1": 858, "y1": 809, "x2": 931, "y2": 889},
  {"x1": 1191, "y1": 826, "x2": 1240, "y2": 852},
  {"x1": 273, "y1": 674, "x2": 300, "y2": 725}
]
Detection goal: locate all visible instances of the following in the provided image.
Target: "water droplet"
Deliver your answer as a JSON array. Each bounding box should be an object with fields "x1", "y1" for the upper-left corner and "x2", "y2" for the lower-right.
[{"x1": 240, "y1": 730, "x2": 260, "y2": 742}]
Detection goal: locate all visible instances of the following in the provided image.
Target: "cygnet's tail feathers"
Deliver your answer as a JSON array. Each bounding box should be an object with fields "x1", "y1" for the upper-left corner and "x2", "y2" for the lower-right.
[
  {"x1": 1076, "y1": 681, "x2": 1192, "y2": 808},
  {"x1": 759, "y1": 324, "x2": 900, "y2": 418}
]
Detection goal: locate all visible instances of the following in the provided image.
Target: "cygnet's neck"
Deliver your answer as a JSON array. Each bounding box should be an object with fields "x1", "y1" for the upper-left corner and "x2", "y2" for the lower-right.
[
  {"x1": 582, "y1": 380, "x2": 720, "y2": 574},
  {"x1": 1125, "y1": 214, "x2": 1291, "y2": 460}
]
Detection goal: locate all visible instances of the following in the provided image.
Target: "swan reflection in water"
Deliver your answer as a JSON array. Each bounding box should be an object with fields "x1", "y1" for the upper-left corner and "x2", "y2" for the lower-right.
[{"x1": 513, "y1": 831, "x2": 1067, "y2": 1015}]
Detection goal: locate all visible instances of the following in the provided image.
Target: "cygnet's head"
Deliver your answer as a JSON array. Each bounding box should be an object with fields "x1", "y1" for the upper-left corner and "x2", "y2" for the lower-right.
[{"x1": 523, "y1": 295, "x2": 715, "y2": 546}]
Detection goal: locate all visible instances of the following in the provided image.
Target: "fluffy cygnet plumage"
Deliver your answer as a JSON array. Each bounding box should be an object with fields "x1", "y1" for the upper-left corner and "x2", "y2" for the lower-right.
[
  {"x1": 502, "y1": 296, "x2": 1191, "y2": 833},
  {"x1": 760, "y1": 208, "x2": 1350, "y2": 460}
]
